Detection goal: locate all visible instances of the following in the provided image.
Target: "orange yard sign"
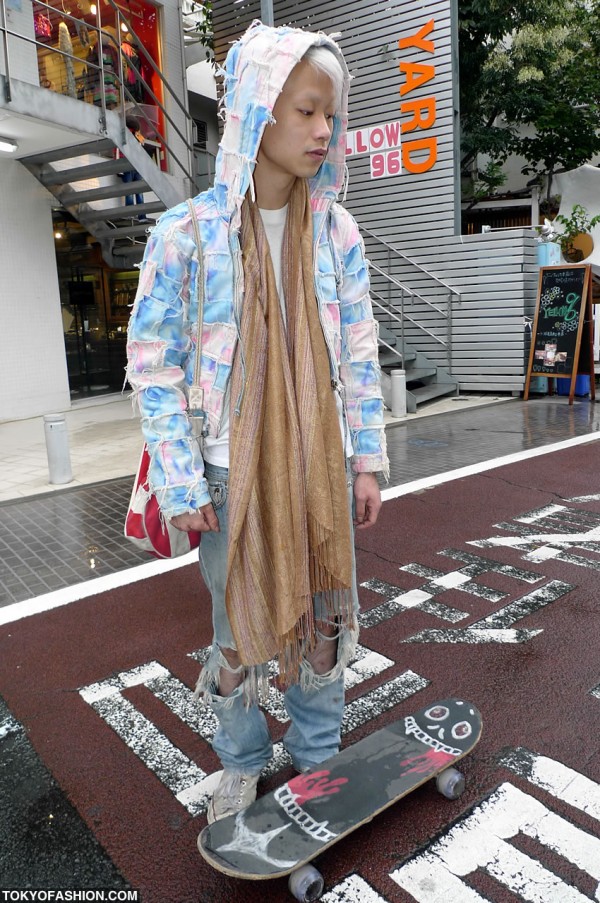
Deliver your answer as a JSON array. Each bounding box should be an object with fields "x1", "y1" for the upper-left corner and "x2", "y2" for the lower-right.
[{"x1": 399, "y1": 19, "x2": 438, "y2": 174}]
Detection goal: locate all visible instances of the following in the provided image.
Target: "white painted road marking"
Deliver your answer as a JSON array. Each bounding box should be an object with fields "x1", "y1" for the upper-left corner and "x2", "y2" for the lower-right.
[
  {"x1": 470, "y1": 499, "x2": 600, "y2": 550},
  {"x1": 0, "y1": 713, "x2": 19, "y2": 740},
  {"x1": 473, "y1": 532, "x2": 600, "y2": 547},
  {"x1": 360, "y1": 579, "x2": 469, "y2": 626},
  {"x1": 79, "y1": 645, "x2": 429, "y2": 815},
  {"x1": 405, "y1": 627, "x2": 543, "y2": 644},
  {"x1": 2, "y1": 433, "x2": 599, "y2": 628},
  {"x1": 392, "y1": 781, "x2": 600, "y2": 902},
  {"x1": 0, "y1": 551, "x2": 198, "y2": 626},
  {"x1": 500, "y1": 747, "x2": 600, "y2": 822},
  {"x1": 380, "y1": 432, "x2": 600, "y2": 502},
  {"x1": 360, "y1": 550, "x2": 549, "y2": 636},
  {"x1": 322, "y1": 874, "x2": 388, "y2": 902},
  {"x1": 404, "y1": 580, "x2": 572, "y2": 644},
  {"x1": 439, "y1": 549, "x2": 543, "y2": 584}
]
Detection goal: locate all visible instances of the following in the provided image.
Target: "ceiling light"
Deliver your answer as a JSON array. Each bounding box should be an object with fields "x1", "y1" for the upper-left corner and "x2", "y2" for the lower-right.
[
  {"x1": 0, "y1": 137, "x2": 17, "y2": 153},
  {"x1": 54, "y1": 231, "x2": 63, "y2": 239},
  {"x1": 90, "y1": 3, "x2": 96, "y2": 14}
]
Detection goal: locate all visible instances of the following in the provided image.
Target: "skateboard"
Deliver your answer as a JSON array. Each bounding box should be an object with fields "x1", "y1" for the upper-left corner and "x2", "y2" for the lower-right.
[{"x1": 198, "y1": 697, "x2": 482, "y2": 902}]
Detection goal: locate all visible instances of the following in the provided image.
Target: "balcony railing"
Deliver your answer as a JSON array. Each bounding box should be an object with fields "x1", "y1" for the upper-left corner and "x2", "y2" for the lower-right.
[{"x1": 0, "y1": 0, "x2": 201, "y2": 194}]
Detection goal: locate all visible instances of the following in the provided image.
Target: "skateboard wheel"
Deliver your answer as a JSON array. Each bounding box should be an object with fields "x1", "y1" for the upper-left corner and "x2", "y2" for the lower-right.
[
  {"x1": 288, "y1": 864, "x2": 324, "y2": 902},
  {"x1": 436, "y1": 766, "x2": 466, "y2": 799}
]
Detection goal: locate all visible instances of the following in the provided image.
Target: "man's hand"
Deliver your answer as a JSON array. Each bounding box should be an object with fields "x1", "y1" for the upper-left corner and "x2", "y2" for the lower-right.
[
  {"x1": 170, "y1": 503, "x2": 220, "y2": 534},
  {"x1": 353, "y1": 472, "x2": 382, "y2": 530}
]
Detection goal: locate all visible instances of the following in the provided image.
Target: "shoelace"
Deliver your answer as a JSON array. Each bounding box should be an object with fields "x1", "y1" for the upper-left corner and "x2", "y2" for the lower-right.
[{"x1": 220, "y1": 774, "x2": 249, "y2": 807}]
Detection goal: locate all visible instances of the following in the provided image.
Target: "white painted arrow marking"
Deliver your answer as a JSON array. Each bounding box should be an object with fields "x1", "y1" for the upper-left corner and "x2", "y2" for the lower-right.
[{"x1": 472, "y1": 529, "x2": 600, "y2": 548}]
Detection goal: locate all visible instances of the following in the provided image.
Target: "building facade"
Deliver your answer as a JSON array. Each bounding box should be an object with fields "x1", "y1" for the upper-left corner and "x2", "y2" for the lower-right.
[
  {"x1": 0, "y1": 0, "x2": 204, "y2": 421},
  {"x1": 214, "y1": 1, "x2": 539, "y2": 400},
  {"x1": 2, "y1": 0, "x2": 544, "y2": 424}
]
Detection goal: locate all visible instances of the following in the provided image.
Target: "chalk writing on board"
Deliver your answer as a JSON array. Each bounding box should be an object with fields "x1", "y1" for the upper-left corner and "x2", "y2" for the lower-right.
[{"x1": 530, "y1": 268, "x2": 587, "y2": 375}]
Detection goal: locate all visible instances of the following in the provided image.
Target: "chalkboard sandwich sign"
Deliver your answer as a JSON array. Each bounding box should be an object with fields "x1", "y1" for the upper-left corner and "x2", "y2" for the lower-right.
[{"x1": 524, "y1": 264, "x2": 595, "y2": 405}]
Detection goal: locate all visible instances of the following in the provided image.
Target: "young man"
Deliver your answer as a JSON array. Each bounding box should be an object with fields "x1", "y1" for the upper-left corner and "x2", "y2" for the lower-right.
[{"x1": 126, "y1": 21, "x2": 388, "y2": 825}]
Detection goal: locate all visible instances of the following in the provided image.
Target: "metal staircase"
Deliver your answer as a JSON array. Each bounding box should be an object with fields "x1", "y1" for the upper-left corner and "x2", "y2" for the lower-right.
[
  {"x1": 360, "y1": 225, "x2": 460, "y2": 413},
  {"x1": 377, "y1": 325, "x2": 458, "y2": 414},
  {"x1": 20, "y1": 126, "x2": 181, "y2": 268},
  {"x1": 2, "y1": 0, "x2": 200, "y2": 267}
]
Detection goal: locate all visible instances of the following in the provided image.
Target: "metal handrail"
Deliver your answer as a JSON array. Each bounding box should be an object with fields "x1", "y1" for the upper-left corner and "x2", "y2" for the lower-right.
[
  {"x1": 370, "y1": 288, "x2": 449, "y2": 349},
  {"x1": 361, "y1": 223, "x2": 458, "y2": 374},
  {"x1": 361, "y1": 223, "x2": 461, "y2": 298},
  {"x1": 0, "y1": 0, "x2": 201, "y2": 193},
  {"x1": 369, "y1": 260, "x2": 448, "y2": 317}
]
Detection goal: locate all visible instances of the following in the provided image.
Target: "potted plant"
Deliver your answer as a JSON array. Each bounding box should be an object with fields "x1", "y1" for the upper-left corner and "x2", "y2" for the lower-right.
[{"x1": 553, "y1": 204, "x2": 600, "y2": 262}]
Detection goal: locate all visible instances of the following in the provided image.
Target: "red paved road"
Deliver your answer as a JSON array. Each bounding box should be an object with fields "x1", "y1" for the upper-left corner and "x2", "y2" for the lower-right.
[{"x1": 2, "y1": 439, "x2": 600, "y2": 902}]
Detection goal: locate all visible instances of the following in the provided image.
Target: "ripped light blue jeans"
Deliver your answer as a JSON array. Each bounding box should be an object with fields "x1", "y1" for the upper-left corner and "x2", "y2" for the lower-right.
[{"x1": 197, "y1": 461, "x2": 359, "y2": 775}]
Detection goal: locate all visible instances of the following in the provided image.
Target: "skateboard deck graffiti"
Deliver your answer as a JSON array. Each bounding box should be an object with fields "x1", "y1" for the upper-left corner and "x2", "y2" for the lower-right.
[{"x1": 198, "y1": 698, "x2": 482, "y2": 897}]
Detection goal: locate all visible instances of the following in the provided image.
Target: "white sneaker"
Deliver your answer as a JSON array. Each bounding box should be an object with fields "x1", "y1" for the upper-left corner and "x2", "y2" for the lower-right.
[{"x1": 206, "y1": 770, "x2": 259, "y2": 824}]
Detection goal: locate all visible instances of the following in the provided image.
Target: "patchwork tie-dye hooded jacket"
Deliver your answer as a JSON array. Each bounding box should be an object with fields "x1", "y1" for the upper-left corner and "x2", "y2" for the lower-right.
[{"x1": 126, "y1": 21, "x2": 389, "y2": 518}]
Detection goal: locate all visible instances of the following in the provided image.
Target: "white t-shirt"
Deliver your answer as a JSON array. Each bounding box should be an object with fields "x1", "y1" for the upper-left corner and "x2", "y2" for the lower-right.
[{"x1": 203, "y1": 205, "x2": 351, "y2": 466}]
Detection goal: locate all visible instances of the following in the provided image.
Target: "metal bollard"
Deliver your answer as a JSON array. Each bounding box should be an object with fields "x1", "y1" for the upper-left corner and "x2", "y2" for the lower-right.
[
  {"x1": 390, "y1": 369, "x2": 407, "y2": 419},
  {"x1": 43, "y1": 414, "x2": 73, "y2": 485}
]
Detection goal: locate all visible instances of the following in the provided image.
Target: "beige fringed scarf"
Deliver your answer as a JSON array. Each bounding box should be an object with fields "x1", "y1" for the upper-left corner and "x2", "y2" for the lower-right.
[{"x1": 226, "y1": 178, "x2": 354, "y2": 687}]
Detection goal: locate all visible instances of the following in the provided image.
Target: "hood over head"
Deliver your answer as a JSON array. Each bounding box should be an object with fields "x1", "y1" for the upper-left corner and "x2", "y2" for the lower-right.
[{"x1": 212, "y1": 20, "x2": 350, "y2": 225}]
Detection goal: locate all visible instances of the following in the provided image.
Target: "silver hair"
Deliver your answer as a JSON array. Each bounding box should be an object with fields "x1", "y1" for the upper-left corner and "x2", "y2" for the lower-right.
[{"x1": 303, "y1": 44, "x2": 344, "y2": 109}]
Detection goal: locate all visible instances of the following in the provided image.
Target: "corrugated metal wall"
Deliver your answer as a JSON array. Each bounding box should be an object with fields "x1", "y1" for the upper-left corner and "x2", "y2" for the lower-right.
[
  {"x1": 214, "y1": 0, "x2": 458, "y2": 243},
  {"x1": 392, "y1": 230, "x2": 539, "y2": 391},
  {"x1": 213, "y1": 0, "x2": 538, "y2": 392}
]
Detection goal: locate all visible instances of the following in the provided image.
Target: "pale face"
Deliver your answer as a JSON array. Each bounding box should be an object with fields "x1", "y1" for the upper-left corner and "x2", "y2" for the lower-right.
[{"x1": 253, "y1": 59, "x2": 337, "y2": 209}]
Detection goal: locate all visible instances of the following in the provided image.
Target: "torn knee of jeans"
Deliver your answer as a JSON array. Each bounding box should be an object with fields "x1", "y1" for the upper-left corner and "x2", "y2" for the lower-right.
[
  {"x1": 194, "y1": 648, "x2": 271, "y2": 710},
  {"x1": 299, "y1": 622, "x2": 359, "y2": 692},
  {"x1": 315, "y1": 620, "x2": 342, "y2": 641},
  {"x1": 337, "y1": 621, "x2": 359, "y2": 660},
  {"x1": 193, "y1": 644, "x2": 244, "y2": 701}
]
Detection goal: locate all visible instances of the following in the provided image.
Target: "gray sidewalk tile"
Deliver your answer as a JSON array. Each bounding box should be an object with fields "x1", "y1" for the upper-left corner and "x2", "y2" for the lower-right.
[{"x1": 1, "y1": 397, "x2": 599, "y2": 608}]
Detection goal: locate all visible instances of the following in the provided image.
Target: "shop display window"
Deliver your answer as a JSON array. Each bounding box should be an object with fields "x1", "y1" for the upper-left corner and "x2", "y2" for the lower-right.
[{"x1": 33, "y1": 0, "x2": 164, "y2": 152}]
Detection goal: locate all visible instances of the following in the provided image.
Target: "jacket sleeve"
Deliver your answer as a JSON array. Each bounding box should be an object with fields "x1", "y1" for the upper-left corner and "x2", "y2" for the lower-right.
[
  {"x1": 331, "y1": 203, "x2": 389, "y2": 480},
  {"x1": 125, "y1": 212, "x2": 211, "y2": 516}
]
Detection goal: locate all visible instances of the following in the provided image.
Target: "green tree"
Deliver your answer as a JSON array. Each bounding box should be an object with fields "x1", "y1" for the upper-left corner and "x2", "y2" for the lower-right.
[
  {"x1": 183, "y1": 0, "x2": 213, "y2": 61},
  {"x1": 459, "y1": 0, "x2": 600, "y2": 198}
]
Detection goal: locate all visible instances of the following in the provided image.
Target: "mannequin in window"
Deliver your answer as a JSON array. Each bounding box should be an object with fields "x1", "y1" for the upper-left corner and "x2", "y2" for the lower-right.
[
  {"x1": 121, "y1": 32, "x2": 144, "y2": 103},
  {"x1": 87, "y1": 27, "x2": 119, "y2": 109},
  {"x1": 58, "y1": 21, "x2": 77, "y2": 98}
]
